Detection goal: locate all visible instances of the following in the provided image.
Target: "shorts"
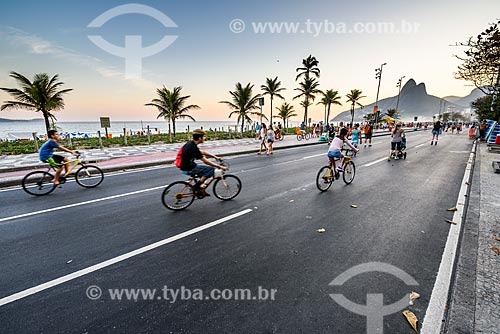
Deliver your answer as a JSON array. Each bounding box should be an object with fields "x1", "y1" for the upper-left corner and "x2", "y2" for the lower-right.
[
  {"x1": 43, "y1": 155, "x2": 64, "y2": 168},
  {"x1": 351, "y1": 140, "x2": 359, "y2": 148},
  {"x1": 328, "y1": 150, "x2": 344, "y2": 159},
  {"x1": 391, "y1": 142, "x2": 402, "y2": 150},
  {"x1": 432, "y1": 130, "x2": 440, "y2": 135},
  {"x1": 186, "y1": 163, "x2": 215, "y2": 178},
  {"x1": 364, "y1": 133, "x2": 372, "y2": 139},
  {"x1": 267, "y1": 139, "x2": 274, "y2": 144}
]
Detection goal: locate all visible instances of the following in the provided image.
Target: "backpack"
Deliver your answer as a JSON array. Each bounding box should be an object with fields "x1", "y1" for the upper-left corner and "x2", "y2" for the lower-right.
[{"x1": 174, "y1": 145, "x2": 184, "y2": 168}]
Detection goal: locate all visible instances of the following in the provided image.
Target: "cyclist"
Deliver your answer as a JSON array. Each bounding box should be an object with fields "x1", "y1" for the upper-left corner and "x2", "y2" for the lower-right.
[
  {"x1": 178, "y1": 129, "x2": 227, "y2": 197},
  {"x1": 39, "y1": 130, "x2": 77, "y2": 185},
  {"x1": 327, "y1": 127, "x2": 359, "y2": 172}
]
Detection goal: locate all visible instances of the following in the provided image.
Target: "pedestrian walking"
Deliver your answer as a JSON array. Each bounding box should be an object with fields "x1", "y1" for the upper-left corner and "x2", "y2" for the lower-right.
[
  {"x1": 350, "y1": 123, "x2": 362, "y2": 156},
  {"x1": 267, "y1": 125, "x2": 275, "y2": 155},
  {"x1": 363, "y1": 122, "x2": 373, "y2": 147},
  {"x1": 257, "y1": 123, "x2": 267, "y2": 155},
  {"x1": 431, "y1": 120, "x2": 442, "y2": 145},
  {"x1": 479, "y1": 120, "x2": 487, "y2": 141}
]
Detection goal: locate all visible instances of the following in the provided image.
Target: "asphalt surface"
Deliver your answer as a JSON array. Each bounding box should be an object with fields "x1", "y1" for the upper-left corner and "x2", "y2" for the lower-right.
[{"x1": 0, "y1": 130, "x2": 473, "y2": 333}]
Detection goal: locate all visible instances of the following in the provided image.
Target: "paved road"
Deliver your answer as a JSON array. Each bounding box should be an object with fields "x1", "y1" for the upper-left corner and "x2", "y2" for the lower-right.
[{"x1": 0, "y1": 131, "x2": 473, "y2": 333}]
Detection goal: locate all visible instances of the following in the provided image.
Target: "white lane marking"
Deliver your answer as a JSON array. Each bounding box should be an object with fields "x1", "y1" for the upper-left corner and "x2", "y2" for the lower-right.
[
  {"x1": 415, "y1": 143, "x2": 427, "y2": 148},
  {"x1": 302, "y1": 153, "x2": 325, "y2": 159},
  {"x1": 362, "y1": 157, "x2": 388, "y2": 167},
  {"x1": 0, "y1": 186, "x2": 167, "y2": 223},
  {"x1": 0, "y1": 209, "x2": 253, "y2": 307},
  {"x1": 421, "y1": 144, "x2": 475, "y2": 334}
]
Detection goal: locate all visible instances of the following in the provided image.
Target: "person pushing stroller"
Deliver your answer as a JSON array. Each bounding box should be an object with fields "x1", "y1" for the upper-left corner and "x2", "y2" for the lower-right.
[{"x1": 388, "y1": 123, "x2": 406, "y2": 160}]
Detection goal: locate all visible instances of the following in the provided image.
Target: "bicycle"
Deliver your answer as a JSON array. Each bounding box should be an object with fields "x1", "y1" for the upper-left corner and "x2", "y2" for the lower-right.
[
  {"x1": 316, "y1": 149, "x2": 356, "y2": 192},
  {"x1": 22, "y1": 152, "x2": 104, "y2": 196},
  {"x1": 162, "y1": 159, "x2": 242, "y2": 211},
  {"x1": 296, "y1": 130, "x2": 310, "y2": 141}
]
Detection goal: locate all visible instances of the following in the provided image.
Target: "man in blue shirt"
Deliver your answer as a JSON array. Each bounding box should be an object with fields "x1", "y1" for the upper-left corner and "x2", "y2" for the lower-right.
[{"x1": 39, "y1": 130, "x2": 76, "y2": 184}]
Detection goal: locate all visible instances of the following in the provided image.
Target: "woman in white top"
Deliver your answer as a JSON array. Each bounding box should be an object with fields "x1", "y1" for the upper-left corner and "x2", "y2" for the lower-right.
[
  {"x1": 327, "y1": 128, "x2": 359, "y2": 171},
  {"x1": 257, "y1": 123, "x2": 267, "y2": 155}
]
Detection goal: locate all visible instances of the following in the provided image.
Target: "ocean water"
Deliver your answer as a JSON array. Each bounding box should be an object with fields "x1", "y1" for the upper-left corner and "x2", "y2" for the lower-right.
[{"x1": 0, "y1": 120, "x2": 255, "y2": 139}]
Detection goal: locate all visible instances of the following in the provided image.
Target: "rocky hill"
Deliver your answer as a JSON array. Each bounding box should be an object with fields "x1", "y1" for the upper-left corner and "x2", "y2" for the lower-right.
[{"x1": 333, "y1": 79, "x2": 469, "y2": 122}]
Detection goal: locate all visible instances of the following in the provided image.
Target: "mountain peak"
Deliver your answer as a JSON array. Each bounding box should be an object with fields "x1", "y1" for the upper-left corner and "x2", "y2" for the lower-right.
[{"x1": 402, "y1": 79, "x2": 417, "y2": 91}]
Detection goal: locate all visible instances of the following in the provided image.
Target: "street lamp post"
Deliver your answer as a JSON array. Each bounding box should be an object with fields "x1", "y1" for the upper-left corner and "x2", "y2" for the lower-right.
[
  {"x1": 374, "y1": 62, "x2": 387, "y2": 125},
  {"x1": 395, "y1": 76, "x2": 405, "y2": 115}
]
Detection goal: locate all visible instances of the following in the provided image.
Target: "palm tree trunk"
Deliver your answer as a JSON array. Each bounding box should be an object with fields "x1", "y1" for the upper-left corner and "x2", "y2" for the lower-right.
[
  {"x1": 241, "y1": 119, "x2": 245, "y2": 136},
  {"x1": 270, "y1": 96, "x2": 273, "y2": 125},
  {"x1": 303, "y1": 97, "x2": 307, "y2": 124},
  {"x1": 42, "y1": 110, "x2": 51, "y2": 135},
  {"x1": 173, "y1": 120, "x2": 176, "y2": 138},
  {"x1": 350, "y1": 104, "x2": 355, "y2": 126},
  {"x1": 168, "y1": 121, "x2": 172, "y2": 142},
  {"x1": 305, "y1": 105, "x2": 309, "y2": 126},
  {"x1": 327, "y1": 104, "x2": 331, "y2": 124}
]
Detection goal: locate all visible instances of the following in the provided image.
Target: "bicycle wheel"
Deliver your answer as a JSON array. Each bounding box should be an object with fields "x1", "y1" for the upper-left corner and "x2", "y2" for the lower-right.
[
  {"x1": 22, "y1": 171, "x2": 56, "y2": 196},
  {"x1": 162, "y1": 181, "x2": 195, "y2": 210},
  {"x1": 342, "y1": 161, "x2": 356, "y2": 184},
  {"x1": 297, "y1": 134, "x2": 303, "y2": 141},
  {"x1": 316, "y1": 166, "x2": 334, "y2": 192},
  {"x1": 213, "y1": 175, "x2": 241, "y2": 200},
  {"x1": 305, "y1": 133, "x2": 311, "y2": 140},
  {"x1": 75, "y1": 165, "x2": 104, "y2": 188}
]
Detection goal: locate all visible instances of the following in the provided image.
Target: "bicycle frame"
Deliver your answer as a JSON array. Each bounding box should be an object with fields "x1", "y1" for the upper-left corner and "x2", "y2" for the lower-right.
[{"x1": 47, "y1": 157, "x2": 83, "y2": 174}]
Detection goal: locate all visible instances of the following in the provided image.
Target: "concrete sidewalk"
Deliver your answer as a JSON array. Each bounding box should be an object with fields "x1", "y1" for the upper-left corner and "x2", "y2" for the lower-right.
[{"x1": 444, "y1": 142, "x2": 500, "y2": 334}]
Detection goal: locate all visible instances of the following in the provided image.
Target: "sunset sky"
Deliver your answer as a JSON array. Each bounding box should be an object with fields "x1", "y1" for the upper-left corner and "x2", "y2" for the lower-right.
[{"x1": 0, "y1": 0, "x2": 498, "y2": 122}]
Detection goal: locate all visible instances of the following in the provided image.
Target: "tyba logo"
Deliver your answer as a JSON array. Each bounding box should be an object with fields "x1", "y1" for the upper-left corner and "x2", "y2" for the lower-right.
[
  {"x1": 87, "y1": 4, "x2": 178, "y2": 78},
  {"x1": 329, "y1": 262, "x2": 419, "y2": 334}
]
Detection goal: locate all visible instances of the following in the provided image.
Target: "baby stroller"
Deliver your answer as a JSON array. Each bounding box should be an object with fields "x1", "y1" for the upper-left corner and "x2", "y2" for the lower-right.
[{"x1": 388, "y1": 137, "x2": 407, "y2": 160}]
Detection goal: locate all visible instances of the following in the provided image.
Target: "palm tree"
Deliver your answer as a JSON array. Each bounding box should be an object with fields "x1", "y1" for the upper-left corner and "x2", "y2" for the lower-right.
[
  {"x1": 346, "y1": 89, "x2": 366, "y2": 125},
  {"x1": 219, "y1": 83, "x2": 262, "y2": 135},
  {"x1": 0, "y1": 71, "x2": 73, "y2": 135},
  {"x1": 275, "y1": 102, "x2": 297, "y2": 129},
  {"x1": 385, "y1": 108, "x2": 398, "y2": 118},
  {"x1": 261, "y1": 77, "x2": 285, "y2": 123},
  {"x1": 295, "y1": 55, "x2": 320, "y2": 81},
  {"x1": 293, "y1": 77, "x2": 321, "y2": 124},
  {"x1": 145, "y1": 86, "x2": 199, "y2": 139},
  {"x1": 317, "y1": 90, "x2": 342, "y2": 124}
]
